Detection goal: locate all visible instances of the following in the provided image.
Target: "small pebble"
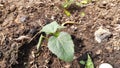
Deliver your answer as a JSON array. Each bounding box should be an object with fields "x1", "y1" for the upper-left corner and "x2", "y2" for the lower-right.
[
  {"x1": 20, "y1": 16, "x2": 28, "y2": 22},
  {"x1": 106, "y1": 46, "x2": 113, "y2": 52},
  {"x1": 51, "y1": 16, "x2": 55, "y2": 20},
  {"x1": 71, "y1": 25, "x2": 77, "y2": 31},
  {"x1": 10, "y1": 5, "x2": 16, "y2": 12},
  {"x1": 15, "y1": 15, "x2": 28, "y2": 23},
  {"x1": 29, "y1": 28, "x2": 37, "y2": 35},
  {"x1": 99, "y1": 63, "x2": 113, "y2": 68},
  {"x1": 0, "y1": 27, "x2": 2, "y2": 31},
  {"x1": 64, "y1": 64, "x2": 71, "y2": 68},
  {"x1": 102, "y1": 1, "x2": 108, "y2": 5},
  {"x1": 0, "y1": 4, "x2": 3, "y2": 7},
  {"x1": 99, "y1": 0, "x2": 109, "y2": 8},
  {"x1": 96, "y1": 49, "x2": 102, "y2": 55},
  {"x1": 94, "y1": 26, "x2": 112, "y2": 43}
]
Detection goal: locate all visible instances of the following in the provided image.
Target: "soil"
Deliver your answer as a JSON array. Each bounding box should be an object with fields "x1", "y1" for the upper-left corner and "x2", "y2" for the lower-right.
[{"x1": 0, "y1": 0, "x2": 120, "y2": 68}]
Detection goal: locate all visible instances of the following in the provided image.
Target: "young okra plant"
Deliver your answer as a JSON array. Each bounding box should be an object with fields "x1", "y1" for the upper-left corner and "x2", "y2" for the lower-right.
[{"x1": 37, "y1": 21, "x2": 74, "y2": 62}]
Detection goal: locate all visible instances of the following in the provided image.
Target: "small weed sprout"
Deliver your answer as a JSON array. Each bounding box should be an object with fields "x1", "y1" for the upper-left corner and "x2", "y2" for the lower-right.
[
  {"x1": 80, "y1": 54, "x2": 94, "y2": 68},
  {"x1": 62, "y1": 0, "x2": 92, "y2": 16}
]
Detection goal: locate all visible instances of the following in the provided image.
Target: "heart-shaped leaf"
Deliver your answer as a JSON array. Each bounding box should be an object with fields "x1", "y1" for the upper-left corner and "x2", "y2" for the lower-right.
[
  {"x1": 41, "y1": 21, "x2": 62, "y2": 34},
  {"x1": 48, "y1": 32, "x2": 74, "y2": 62}
]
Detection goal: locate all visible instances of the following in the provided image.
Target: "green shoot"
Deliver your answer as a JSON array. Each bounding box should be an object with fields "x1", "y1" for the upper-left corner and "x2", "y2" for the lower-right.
[
  {"x1": 85, "y1": 54, "x2": 94, "y2": 68},
  {"x1": 79, "y1": 54, "x2": 94, "y2": 68}
]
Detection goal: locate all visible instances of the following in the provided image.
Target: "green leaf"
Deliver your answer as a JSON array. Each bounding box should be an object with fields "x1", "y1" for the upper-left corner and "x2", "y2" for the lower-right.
[
  {"x1": 76, "y1": 2, "x2": 83, "y2": 6},
  {"x1": 48, "y1": 32, "x2": 74, "y2": 62},
  {"x1": 80, "y1": 60, "x2": 86, "y2": 65},
  {"x1": 62, "y1": 2, "x2": 70, "y2": 8},
  {"x1": 37, "y1": 34, "x2": 44, "y2": 51},
  {"x1": 81, "y1": 0, "x2": 88, "y2": 4},
  {"x1": 41, "y1": 21, "x2": 62, "y2": 34},
  {"x1": 64, "y1": 9, "x2": 71, "y2": 16},
  {"x1": 62, "y1": 0, "x2": 74, "y2": 8},
  {"x1": 85, "y1": 54, "x2": 94, "y2": 68},
  {"x1": 80, "y1": 0, "x2": 92, "y2": 4}
]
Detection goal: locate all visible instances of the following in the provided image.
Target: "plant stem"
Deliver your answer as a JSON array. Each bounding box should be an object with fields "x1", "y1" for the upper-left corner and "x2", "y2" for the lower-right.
[
  {"x1": 37, "y1": 34, "x2": 44, "y2": 51},
  {"x1": 53, "y1": 32, "x2": 60, "y2": 37}
]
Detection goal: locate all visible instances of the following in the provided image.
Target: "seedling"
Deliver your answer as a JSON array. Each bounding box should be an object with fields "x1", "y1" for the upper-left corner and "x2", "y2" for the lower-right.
[
  {"x1": 37, "y1": 21, "x2": 74, "y2": 62},
  {"x1": 62, "y1": 0, "x2": 92, "y2": 8},
  {"x1": 62, "y1": 0, "x2": 92, "y2": 16},
  {"x1": 80, "y1": 54, "x2": 94, "y2": 68}
]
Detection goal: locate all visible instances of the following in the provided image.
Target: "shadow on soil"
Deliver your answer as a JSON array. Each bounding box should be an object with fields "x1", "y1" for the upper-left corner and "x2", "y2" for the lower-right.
[{"x1": 12, "y1": 35, "x2": 40, "y2": 68}]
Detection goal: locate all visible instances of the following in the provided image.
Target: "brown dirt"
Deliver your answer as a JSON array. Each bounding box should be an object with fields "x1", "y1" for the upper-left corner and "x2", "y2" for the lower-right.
[{"x1": 0, "y1": 0, "x2": 120, "y2": 68}]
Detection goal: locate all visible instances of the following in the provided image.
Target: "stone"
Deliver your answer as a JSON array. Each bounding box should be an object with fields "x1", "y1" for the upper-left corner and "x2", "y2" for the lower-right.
[
  {"x1": 94, "y1": 26, "x2": 112, "y2": 43},
  {"x1": 99, "y1": 63, "x2": 113, "y2": 68}
]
